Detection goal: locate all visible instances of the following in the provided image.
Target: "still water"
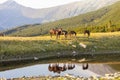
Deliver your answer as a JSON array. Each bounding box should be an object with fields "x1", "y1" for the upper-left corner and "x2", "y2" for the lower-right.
[{"x1": 0, "y1": 63, "x2": 119, "y2": 79}]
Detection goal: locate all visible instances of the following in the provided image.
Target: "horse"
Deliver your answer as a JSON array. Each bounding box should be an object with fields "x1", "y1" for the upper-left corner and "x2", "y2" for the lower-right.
[
  {"x1": 0, "y1": 33, "x2": 4, "y2": 36},
  {"x1": 69, "y1": 31, "x2": 77, "y2": 38},
  {"x1": 49, "y1": 28, "x2": 57, "y2": 38},
  {"x1": 84, "y1": 30, "x2": 90, "y2": 38},
  {"x1": 49, "y1": 28, "x2": 67, "y2": 39},
  {"x1": 61, "y1": 30, "x2": 68, "y2": 39}
]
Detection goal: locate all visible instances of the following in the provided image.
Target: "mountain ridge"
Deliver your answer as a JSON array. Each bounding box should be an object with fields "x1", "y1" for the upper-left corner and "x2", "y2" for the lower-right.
[
  {"x1": 3, "y1": 1, "x2": 120, "y2": 36},
  {"x1": 0, "y1": 0, "x2": 119, "y2": 30}
]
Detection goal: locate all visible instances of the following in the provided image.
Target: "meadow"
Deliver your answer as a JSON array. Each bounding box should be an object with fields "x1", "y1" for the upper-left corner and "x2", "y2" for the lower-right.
[{"x1": 0, "y1": 32, "x2": 120, "y2": 63}]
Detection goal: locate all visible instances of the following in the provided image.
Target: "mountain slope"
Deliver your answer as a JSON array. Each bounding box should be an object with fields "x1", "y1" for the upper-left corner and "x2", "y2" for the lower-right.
[
  {"x1": 4, "y1": 1, "x2": 120, "y2": 36},
  {"x1": 0, "y1": 0, "x2": 119, "y2": 30},
  {"x1": 0, "y1": 0, "x2": 42, "y2": 30}
]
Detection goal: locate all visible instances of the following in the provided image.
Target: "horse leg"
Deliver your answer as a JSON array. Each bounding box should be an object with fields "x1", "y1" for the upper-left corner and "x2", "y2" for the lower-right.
[
  {"x1": 74, "y1": 33, "x2": 77, "y2": 38},
  {"x1": 87, "y1": 33, "x2": 89, "y2": 38},
  {"x1": 56, "y1": 34, "x2": 58, "y2": 39},
  {"x1": 50, "y1": 33, "x2": 52, "y2": 38},
  {"x1": 88, "y1": 34, "x2": 90, "y2": 38},
  {"x1": 69, "y1": 34, "x2": 71, "y2": 38},
  {"x1": 51, "y1": 34, "x2": 52, "y2": 38},
  {"x1": 57, "y1": 34, "x2": 60, "y2": 39},
  {"x1": 88, "y1": 32, "x2": 90, "y2": 38},
  {"x1": 65, "y1": 34, "x2": 67, "y2": 39}
]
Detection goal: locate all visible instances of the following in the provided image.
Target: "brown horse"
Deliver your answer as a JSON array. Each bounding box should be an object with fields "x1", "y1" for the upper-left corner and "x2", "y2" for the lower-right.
[
  {"x1": 84, "y1": 30, "x2": 90, "y2": 38},
  {"x1": 49, "y1": 28, "x2": 67, "y2": 39},
  {"x1": 0, "y1": 33, "x2": 4, "y2": 36},
  {"x1": 49, "y1": 28, "x2": 59, "y2": 39},
  {"x1": 49, "y1": 29, "x2": 56, "y2": 38},
  {"x1": 69, "y1": 31, "x2": 77, "y2": 38}
]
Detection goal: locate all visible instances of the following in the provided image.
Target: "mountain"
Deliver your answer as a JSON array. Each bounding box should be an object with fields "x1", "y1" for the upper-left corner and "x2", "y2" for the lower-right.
[
  {"x1": 4, "y1": 1, "x2": 120, "y2": 36},
  {"x1": 0, "y1": 0, "x2": 119, "y2": 30},
  {"x1": 0, "y1": 0, "x2": 42, "y2": 30}
]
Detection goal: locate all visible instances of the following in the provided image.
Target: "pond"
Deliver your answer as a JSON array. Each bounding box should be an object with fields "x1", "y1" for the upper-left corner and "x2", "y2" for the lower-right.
[{"x1": 0, "y1": 63, "x2": 120, "y2": 79}]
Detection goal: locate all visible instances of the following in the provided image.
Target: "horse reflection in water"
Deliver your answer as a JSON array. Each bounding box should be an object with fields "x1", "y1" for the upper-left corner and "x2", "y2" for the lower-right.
[
  {"x1": 82, "y1": 63, "x2": 89, "y2": 70},
  {"x1": 48, "y1": 63, "x2": 75, "y2": 74}
]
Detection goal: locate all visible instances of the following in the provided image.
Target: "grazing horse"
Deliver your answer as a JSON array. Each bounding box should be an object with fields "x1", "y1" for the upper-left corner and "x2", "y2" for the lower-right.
[
  {"x1": 84, "y1": 30, "x2": 90, "y2": 38},
  {"x1": 61, "y1": 30, "x2": 68, "y2": 38},
  {"x1": 0, "y1": 33, "x2": 4, "y2": 36},
  {"x1": 69, "y1": 31, "x2": 76, "y2": 38}
]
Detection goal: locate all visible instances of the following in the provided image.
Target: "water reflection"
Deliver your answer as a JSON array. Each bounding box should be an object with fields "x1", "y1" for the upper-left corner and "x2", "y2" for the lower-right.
[
  {"x1": 0, "y1": 63, "x2": 119, "y2": 79},
  {"x1": 48, "y1": 63, "x2": 75, "y2": 74},
  {"x1": 82, "y1": 63, "x2": 89, "y2": 70}
]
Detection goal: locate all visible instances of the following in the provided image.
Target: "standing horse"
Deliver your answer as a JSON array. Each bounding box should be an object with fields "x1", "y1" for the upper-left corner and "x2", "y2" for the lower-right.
[
  {"x1": 49, "y1": 28, "x2": 61, "y2": 39},
  {"x1": 49, "y1": 28, "x2": 67, "y2": 39},
  {"x1": 49, "y1": 29, "x2": 56, "y2": 38},
  {"x1": 84, "y1": 30, "x2": 90, "y2": 38}
]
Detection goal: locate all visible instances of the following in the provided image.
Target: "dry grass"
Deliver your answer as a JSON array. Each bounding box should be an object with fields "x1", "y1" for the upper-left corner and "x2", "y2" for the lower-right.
[{"x1": 0, "y1": 32, "x2": 120, "y2": 41}]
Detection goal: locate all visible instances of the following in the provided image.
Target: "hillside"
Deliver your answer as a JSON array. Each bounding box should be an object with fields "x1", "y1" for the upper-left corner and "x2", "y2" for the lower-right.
[
  {"x1": 0, "y1": 0, "x2": 119, "y2": 30},
  {"x1": 4, "y1": 1, "x2": 120, "y2": 36}
]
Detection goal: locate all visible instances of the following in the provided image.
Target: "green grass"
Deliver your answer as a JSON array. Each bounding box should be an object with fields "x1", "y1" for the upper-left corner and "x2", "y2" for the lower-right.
[{"x1": 0, "y1": 32, "x2": 120, "y2": 63}]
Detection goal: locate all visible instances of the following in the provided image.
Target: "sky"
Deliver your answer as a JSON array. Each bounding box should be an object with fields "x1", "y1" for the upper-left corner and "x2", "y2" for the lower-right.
[{"x1": 0, "y1": 0, "x2": 83, "y2": 9}]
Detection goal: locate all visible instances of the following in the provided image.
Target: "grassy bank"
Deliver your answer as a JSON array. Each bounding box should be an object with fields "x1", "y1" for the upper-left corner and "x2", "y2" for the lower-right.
[{"x1": 0, "y1": 32, "x2": 120, "y2": 62}]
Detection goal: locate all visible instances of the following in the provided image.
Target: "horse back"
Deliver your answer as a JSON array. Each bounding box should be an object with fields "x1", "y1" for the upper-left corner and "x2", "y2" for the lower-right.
[
  {"x1": 69, "y1": 31, "x2": 76, "y2": 35},
  {"x1": 62, "y1": 30, "x2": 68, "y2": 35}
]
